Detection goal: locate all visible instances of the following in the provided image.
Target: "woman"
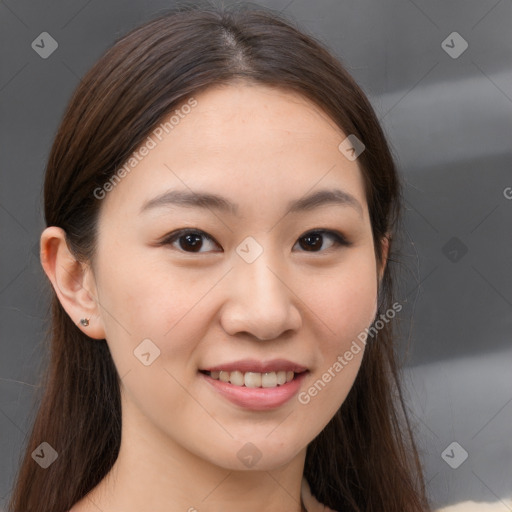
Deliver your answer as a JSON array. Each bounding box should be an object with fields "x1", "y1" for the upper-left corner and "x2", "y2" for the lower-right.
[{"x1": 8, "y1": 2, "x2": 432, "y2": 511}]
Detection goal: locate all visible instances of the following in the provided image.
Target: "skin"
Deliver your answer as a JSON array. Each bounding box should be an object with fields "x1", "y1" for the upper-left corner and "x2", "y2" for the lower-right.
[{"x1": 41, "y1": 83, "x2": 388, "y2": 512}]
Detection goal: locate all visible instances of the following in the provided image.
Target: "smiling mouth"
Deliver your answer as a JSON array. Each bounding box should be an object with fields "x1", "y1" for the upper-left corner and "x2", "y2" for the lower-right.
[{"x1": 198, "y1": 369, "x2": 307, "y2": 388}]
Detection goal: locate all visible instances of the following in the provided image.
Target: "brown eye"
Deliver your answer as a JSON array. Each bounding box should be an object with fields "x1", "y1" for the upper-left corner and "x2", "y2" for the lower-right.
[
  {"x1": 160, "y1": 228, "x2": 350, "y2": 254},
  {"x1": 161, "y1": 229, "x2": 220, "y2": 253},
  {"x1": 178, "y1": 233, "x2": 203, "y2": 252},
  {"x1": 295, "y1": 230, "x2": 349, "y2": 252}
]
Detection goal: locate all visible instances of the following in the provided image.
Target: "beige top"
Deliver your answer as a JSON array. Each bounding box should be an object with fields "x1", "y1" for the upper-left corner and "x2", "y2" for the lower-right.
[
  {"x1": 434, "y1": 502, "x2": 511, "y2": 511},
  {"x1": 302, "y1": 477, "x2": 509, "y2": 512},
  {"x1": 67, "y1": 480, "x2": 508, "y2": 512}
]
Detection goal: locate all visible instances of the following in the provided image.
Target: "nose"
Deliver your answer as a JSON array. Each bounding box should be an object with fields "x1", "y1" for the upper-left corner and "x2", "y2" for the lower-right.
[{"x1": 220, "y1": 249, "x2": 302, "y2": 341}]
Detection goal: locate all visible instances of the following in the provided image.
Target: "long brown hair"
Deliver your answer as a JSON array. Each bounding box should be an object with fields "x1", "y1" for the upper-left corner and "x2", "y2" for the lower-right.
[{"x1": 8, "y1": 2, "x2": 430, "y2": 511}]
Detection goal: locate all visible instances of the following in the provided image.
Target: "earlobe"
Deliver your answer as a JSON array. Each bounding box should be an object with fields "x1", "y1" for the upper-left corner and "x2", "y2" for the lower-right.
[{"x1": 39, "y1": 226, "x2": 106, "y2": 340}]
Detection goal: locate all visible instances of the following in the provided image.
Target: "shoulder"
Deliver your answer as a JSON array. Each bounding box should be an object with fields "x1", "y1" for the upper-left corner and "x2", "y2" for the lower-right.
[
  {"x1": 301, "y1": 479, "x2": 508, "y2": 512},
  {"x1": 434, "y1": 502, "x2": 508, "y2": 511}
]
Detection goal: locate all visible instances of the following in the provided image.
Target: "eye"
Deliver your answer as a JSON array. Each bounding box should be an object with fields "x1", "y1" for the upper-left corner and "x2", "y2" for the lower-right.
[
  {"x1": 159, "y1": 228, "x2": 350, "y2": 254},
  {"x1": 294, "y1": 230, "x2": 350, "y2": 253},
  {"x1": 160, "y1": 229, "x2": 220, "y2": 253}
]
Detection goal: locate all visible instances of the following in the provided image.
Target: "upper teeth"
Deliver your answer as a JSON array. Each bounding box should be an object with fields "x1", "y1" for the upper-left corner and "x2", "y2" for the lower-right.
[{"x1": 209, "y1": 370, "x2": 295, "y2": 388}]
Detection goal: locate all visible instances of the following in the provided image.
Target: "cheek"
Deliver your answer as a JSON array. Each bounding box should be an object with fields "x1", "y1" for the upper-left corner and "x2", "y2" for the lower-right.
[
  {"x1": 295, "y1": 253, "x2": 377, "y2": 423},
  {"x1": 97, "y1": 246, "x2": 172, "y2": 327},
  {"x1": 298, "y1": 251, "x2": 378, "y2": 350},
  {"x1": 95, "y1": 254, "x2": 218, "y2": 368},
  {"x1": 94, "y1": 260, "x2": 210, "y2": 418}
]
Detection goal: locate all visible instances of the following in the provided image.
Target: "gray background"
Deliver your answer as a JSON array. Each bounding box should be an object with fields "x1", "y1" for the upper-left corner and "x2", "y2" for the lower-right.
[{"x1": 1, "y1": 0, "x2": 511, "y2": 510}]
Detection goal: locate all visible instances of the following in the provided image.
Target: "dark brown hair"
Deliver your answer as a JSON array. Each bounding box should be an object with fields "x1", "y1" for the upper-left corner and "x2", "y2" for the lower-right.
[{"x1": 8, "y1": 2, "x2": 430, "y2": 511}]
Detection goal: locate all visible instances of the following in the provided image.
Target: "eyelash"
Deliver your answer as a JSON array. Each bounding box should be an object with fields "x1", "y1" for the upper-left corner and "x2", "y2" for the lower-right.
[{"x1": 159, "y1": 228, "x2": 351, "y2": 254}]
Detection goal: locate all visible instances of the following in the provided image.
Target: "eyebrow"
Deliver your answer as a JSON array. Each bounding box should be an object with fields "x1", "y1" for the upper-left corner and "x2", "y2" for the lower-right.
[{"x1": 140, "y1": 188, "x2": 363, "y2": 217}]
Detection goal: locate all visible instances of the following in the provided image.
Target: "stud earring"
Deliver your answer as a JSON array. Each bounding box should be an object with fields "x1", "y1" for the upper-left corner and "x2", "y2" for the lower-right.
[{"x1": 80, "y1": 318, "x2": 90, "y2": 326}]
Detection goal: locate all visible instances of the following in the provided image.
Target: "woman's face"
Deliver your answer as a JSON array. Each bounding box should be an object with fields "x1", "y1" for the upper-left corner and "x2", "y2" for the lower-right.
[{"x1": 89, "y1": 83, "x2": 384, "y2": 470}]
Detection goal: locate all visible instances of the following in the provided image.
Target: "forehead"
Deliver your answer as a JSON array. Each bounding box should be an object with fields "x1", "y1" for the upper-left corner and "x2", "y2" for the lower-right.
[
  {"x1": 98, "y1": 83, "x2": 368, "y2": 221},
  {"x1": 181, "y1": 83, "x2": 346, "y2": 152}
]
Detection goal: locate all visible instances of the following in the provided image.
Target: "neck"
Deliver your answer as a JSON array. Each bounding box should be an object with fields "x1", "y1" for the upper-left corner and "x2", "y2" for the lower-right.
[{"x1": 74, "y1": 396, "x2": 308, "y2": 512}]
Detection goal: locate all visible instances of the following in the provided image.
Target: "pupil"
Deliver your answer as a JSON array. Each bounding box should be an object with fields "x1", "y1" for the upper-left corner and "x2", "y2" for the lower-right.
[
  {"x1": 181, "y1": 234, "x2": 202, "y2": 252},
  {"x1": 302, "y1": 233, "x2": 321, "y2": 251}
]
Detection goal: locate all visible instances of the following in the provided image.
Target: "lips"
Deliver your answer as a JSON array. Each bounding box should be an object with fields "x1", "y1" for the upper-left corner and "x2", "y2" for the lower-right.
[{"x1": 199, "y1": 368, "x2": 308, "y2": 410}]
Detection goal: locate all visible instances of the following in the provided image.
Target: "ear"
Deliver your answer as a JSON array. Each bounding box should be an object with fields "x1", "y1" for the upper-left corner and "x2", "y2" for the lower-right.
[
  {"x1": 377, "y1": 234, "x2": 390, "y2": 286},
  {"x1": 40, "y1": 226, "x2": 106, "y2": 340}
]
